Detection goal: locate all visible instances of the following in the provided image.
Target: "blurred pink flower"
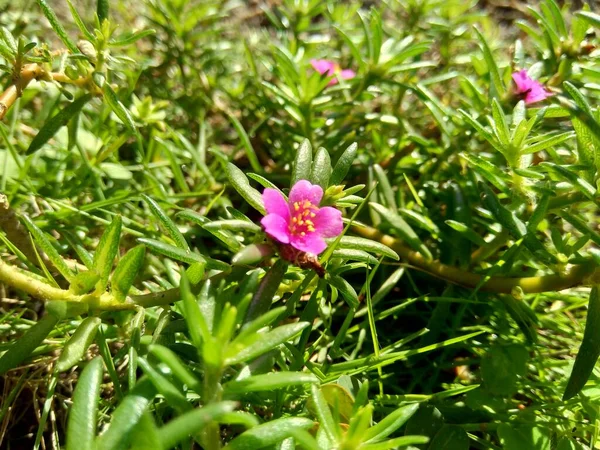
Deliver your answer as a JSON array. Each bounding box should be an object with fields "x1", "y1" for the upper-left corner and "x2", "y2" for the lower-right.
[
  {"x1": 310, "y1": 59, "x2": 356, "y2": 86},
  {"x1": 261, "y1": 180, "x2": 343, "y2": 255},
  {"x1": 512, "y1": 70, "x2": 551, "y2": 104}
]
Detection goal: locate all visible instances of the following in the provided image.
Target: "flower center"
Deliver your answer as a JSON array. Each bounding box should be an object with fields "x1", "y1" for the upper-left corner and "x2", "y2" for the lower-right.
[{"x1": 289, "y1": 200, "x2": 317, "y2": 237}]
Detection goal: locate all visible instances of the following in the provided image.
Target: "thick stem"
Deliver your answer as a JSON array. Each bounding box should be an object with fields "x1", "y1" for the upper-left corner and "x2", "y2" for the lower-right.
[
  {"x1": 0, "y1": 258, "x2": 134, "y2": 310},
  {"x1": 0, "y1": 64, "x2": 47, "y2": 120},
  {"x1": 352, "y1": 224, "x2": 597, "y2": 294}
]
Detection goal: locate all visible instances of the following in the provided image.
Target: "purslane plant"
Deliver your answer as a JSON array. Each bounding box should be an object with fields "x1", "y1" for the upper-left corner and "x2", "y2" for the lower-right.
[{"x1": 0, "y1": 0, "x2": 600, "y2": 448}]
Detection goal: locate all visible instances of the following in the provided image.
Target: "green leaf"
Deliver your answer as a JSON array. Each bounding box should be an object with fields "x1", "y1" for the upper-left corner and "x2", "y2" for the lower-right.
[
  {"x1": 97, "y1": 0, "x2": 109, "y2": 23},
  {"x1": 373, "y1": 164, "x2": 396, "y2": 210},
  {"x1": 69, "y1": 271, "x2": 101, "y2": 295},
  {"x1": 225, "y1": 322, "x2": 309, "y2": 365},
  {"x1": 564, "y1": 286, "x2": 600, "y2": 400},
  {"x1": 223, "y1": 372, "x2": 318, "y2": 395},
  {"x1": 576, "y1": 10, "x2": 600, "y2": 28},
  {"x1": 92, "y1": 215, "x2": 122, "y2": 292},
  {"x1": 310, "y1": 384, "x2": 341, "y2": 442},
  {"x1": 330, "y1": 143, "x2": 358, "y2": 186},
  {"x1": 491, "y1": 98, "x2": 509, "y2": 145},
  {"x1": 111, "y1": 245, "x2": 145, "y2": 301},
  {"x1": 521, "y1": 131, "x2": 574, "y2": 155},
  {"x1": 223, "y1": 417, "x2": 315, "y2": 450},
  {"x1": 556, "y1": 437, "x2": 586, "y2": 450},
  {"x1": 103, "y1": 84, "x2": 139, "y2": 139},
  {"x1": 66, "y1": 357, "x2": 103, "y2": 450},
  {"x1": 142, "y1": 194, "x2": 188, "y2": 250},
  {"x1": 203, "y1": 220, "x2": 261, "y2": 234},
  {"x1": 562, "y1": 81, "x2": 600, "y2": 170},
  {"x1": 0, "y1": 28, "x2": 17, "y2": 55},
  {"x1": 404, "y1": 404, "x2": 443, "y2": 442},
  {"x1": 445, "y1": 220, "x2": 487, "y2": 246},
  {"x1": 338, "y1": 236, "x2": 398, "y2": 260},
  {"x1": 177, "y1": 210, "x2": 242, "y2": 252},
  {"x1": 148, "y1": 344, "x2": 202, "y2": 392},
  {"x1": 56, "y1": 317, "x2": 101, "y2": 372},
  {"x1": 179, "y1": 272, "x2": 211, "y2": 351},
  {"x1": 138, "y1": 238, "x2": 229, "y2": 271},
  {"x1": 310, "y1": 147, "x2": 332, "y2": 189},
  {"x1": 327, "y1": 274, "x2": 359, "y2": 308},
  {"x1": 160, "y1": 402, "x2": 238, "y2": 449},
  {"x1": 540, "y1": 162, "x2": 596, "y2": 201},
  {"x1": 66, "y1": 0, "x2": 95, "y2": 42},
  {"x1": 21, "y1": 214, "x2": 75, "y2": 282},
  {"x1": 95, "y1": 378, "x2": 157, "y2": 450},
  {"x1": 459, "y1": 110, "x2": 504, "y2": 154},
  {"x1": 225, "y1": 110, "x2": 262, "y2": 173},
  {"x1": 426, "y1": 425, "x2": 469, "y2": 450},
  {"x1": 459, "y1": 153, "x2": 509, "y2": 190},
  {"x1": 473, "y1": 27, "x2": 505, "y2": 99},
  {"x1": 25, "y1": 94, "x2": 92, "y2": 155},
  {"x1": 481, "y1": 344, "x2": 528, "y2": 395},
  {"x1": 364, "y1": 403, "x2": 419, "y2": 443},
  {"x1": 0, "y1": 313, "x2": 59, "y2": 375},
  {"x1": 109, "y1": 29, "x2": 156, "y2": 47},
  {"x1": 361, "y1": 436, "x2": 430, "y2": 450},
  {"x1": 370, "y1": 202, "x2": 432, "y2": 260},
  {"x1": 479, "y1": 182, "x2": 526, "y2": 238},
  {"x1": 244, "y1": 259, "x2": 287, "y2": 325},
  {"x1": 138, "y1": 357, "x2": 191, "y2": 413},
  {"x1": 226, "y1": 163, "x2": 266, "y2": 215},
  {"x1": 129, "y1": 413, "x2": 161, "y2": 450},
  {"x1": 497, "y1": 424, "x2": 551, "y2": 450},
  {"x1": 36, "y1": 0, "x2": 79, "y2": 53}
]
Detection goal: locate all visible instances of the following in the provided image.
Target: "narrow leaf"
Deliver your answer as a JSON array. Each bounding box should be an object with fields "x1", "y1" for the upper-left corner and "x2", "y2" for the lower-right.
[
  {"x1": 26, "y1": 94, "x2": 91, "y2": 155},
  {"x1": 92, "y1": 215, "x2": 122, "y2": 291},
  {"x1": 564, "y1": 286, "x2": 600, "y2": 400},
  {"x1": 66, "y1": 357, "x2": 103, "y2": 450},
  {"x1": 111, "y1": 245, "x2": 145, "y2": 301},
  {"x1": 142, "y1": 194, "x2": 188, "y2": 250},
  {"x1": 56, "y1": 317, "x2": 101, "y2": 372},
  {"x1": 36, "y1": 0, "x2": 79, "y2": 53}
]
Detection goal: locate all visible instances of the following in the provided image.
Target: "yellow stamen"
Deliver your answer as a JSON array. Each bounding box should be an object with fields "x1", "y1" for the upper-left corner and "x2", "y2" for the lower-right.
[
  {"x1": 298, "y1": 220, "x2": 304, "y2": 226},
  {"x1": 292, "y1": 217, "x2": 297, "y2": 223},
  {"x1": 300, "y1": 232, "x2": 306, "y2": 236},
  {"x1": 294, "y1": 202, "x2": 300, "y2": 211},
  {"x1": 310, "y1": 212, "x2": 316, "y2": 218},
  {"x1": 307, "y1": 226, "x2": 315, "y2": 232},
  {"x1": 305, "y1": 220, "x2": 314, "y2": 226}
]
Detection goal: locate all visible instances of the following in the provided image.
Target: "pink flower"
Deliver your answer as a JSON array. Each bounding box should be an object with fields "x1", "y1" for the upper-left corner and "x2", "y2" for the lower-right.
[
  {"x1": 261, "y1": 180, "x2": 343, "y2": 255},
  {"x1": 310, "y1": 59, "x2": 356, "y2": 86},
  {"x1": 512, "y1": 70, "x2": 551, "y2": 104}
]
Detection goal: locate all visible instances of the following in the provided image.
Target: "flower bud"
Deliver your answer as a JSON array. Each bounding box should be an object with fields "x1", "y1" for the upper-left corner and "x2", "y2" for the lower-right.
[{"x1": 231, "y1": 243, "x2": 274, "y2": 266}]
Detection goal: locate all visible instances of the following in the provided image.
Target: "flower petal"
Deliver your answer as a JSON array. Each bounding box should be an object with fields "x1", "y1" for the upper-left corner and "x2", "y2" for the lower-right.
[
  {"x1": 525, "y1": 86, "x2": 551, "y2": 104},
  {"x1": 261, "y1": 214, "x2": 290, "y2": 244},
  {"x1": 313, "y1": 206, "x2": 343, "y2": 238},
  {"x1": 263, "y1": 188, "x2": 290, "y2": 220},
  {"x1": 290, "y1": 233, "x2": 327, "y2": 255},
  {"x1": 289, "y1": 180, "x2": 323, "y2": 206},
  {"x1": 310, "y1": 59, "x2": 336, "y2": 76},
  {"x1": 512, "y1": 70, "x2": 530, "y2": 93},
  {"x1": 340, "y1": 69, "x2": 356, "y2": 80}
]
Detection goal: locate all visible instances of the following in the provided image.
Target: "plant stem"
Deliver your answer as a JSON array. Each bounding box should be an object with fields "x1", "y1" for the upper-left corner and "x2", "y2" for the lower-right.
[{"x1": 352, "y1": 224, "x2": 597, "y2": 294}]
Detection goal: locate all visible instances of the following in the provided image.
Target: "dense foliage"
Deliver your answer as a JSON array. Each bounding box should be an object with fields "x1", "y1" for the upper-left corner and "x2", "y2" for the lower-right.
[{"x1": 0, "y1": 0, "x2": 599, "y2": 448}]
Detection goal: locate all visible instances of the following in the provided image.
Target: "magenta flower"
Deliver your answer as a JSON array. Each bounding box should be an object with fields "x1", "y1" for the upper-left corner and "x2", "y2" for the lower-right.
[
  {"x1": 512, "y1": 70, "x2": 551, "y2": 104},
  {"x1": 310, "y1": 59, "x2": 356, "y2": 86},
  {"x1": 261, "y1": 180, "x2": 343, "y2": 255}
]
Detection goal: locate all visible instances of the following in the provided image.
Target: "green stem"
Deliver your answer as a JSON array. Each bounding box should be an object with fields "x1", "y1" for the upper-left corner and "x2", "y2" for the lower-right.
[
  {"x1": 202, "y1": 367, "x2": 223, "y2": 450},
  {"x1": 352, "y1": 224, "x2": 597, "y2": 294},
  {"x1": 0, "y1": 257, "x2": 228, "y2": 310}
]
